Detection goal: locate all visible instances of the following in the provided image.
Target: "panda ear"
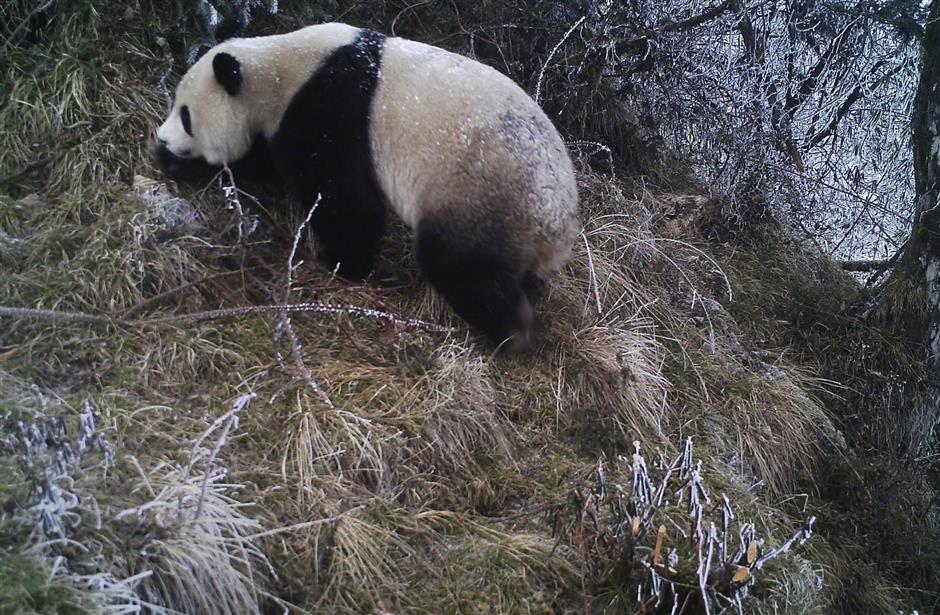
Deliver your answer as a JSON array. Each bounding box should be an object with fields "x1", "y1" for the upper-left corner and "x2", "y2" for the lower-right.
[
  {"x1": 214, "y1": 16, "x2": 244, "y2": 43},
  {"x1": 212, "y1": 52, "x2": 242, "y2": 96}
]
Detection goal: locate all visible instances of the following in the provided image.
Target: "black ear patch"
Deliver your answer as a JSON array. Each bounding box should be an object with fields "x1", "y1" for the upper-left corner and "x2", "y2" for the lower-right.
[
  {"x1": 213, "y1": 52, "x2": 242, "y2": 95},
  {"x1": 214, "y1": 16, "x2": 245, "y2": 43}
]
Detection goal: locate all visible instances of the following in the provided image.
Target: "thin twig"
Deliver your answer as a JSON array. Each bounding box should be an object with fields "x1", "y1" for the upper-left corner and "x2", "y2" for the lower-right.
[
  {"x1": 221, "y1": 165, "x2": 258, "y2": 240},
  {"x1": 279, "y1": 196, "x2": 334, "y2": 408},
  {"x1": 239, "y1": 506, "x2": 365, "y2": 540},
  {"x1": 582, "y1": 230, "x2": 603, "y2": 316},
  {"x1": 190, "y1": 393, "x2": 255, "y2": 521},
  {"x1": 535, "y1": 16, "x2": 586, "y2": 104},
  {"x1": 478, "y1": 502, "x2": 564, "y2": 525},
  {"x1": 839, "y1": 259, "x2": 890, "y2": 272},
  {"x1": 1, "y1": 0, "x2": 55, "y2": 50},
  {"x1": 613, "y1": 0, "x2": 733, "y2": 54}
]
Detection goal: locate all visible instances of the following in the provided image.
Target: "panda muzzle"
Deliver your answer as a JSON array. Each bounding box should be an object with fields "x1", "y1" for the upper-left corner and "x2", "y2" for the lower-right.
[{"x1": 151, "y1": 139, "x2": 213, "y2": 180}]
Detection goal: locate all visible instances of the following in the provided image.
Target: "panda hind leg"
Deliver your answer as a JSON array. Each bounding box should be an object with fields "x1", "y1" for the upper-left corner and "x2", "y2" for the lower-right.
[
  {"x1": 521, "y1": 270, "x2": 549, "y2": 302},
  {"x1": 417, "y1": 219, "x2": 537, "y2": 353}
]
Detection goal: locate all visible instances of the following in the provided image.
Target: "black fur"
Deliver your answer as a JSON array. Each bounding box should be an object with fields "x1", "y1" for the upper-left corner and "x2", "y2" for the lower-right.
[
  {"x1": 228, "y1": 136, "x2": 279, "y2": 183},
  {"x1": 213, "y1": 52, "x2": 242, "y2": 95},
  {"x1": 417, "y1": 213, "x2": 536, "y2": 350},
  {"x1": 153, "y1": 135, "x2": 276, "y2": 183},
  {"x1": 214, "y1": 16, "x2": 245, "y2": 43},
  {"x1": 180, "y1": 105, "x2": 192, "y2": 136},
  {"x1": 269, "y1": 29, "x2": 388, "y2": 281},
  {"x1": 152, "y1": 142, "x2": 213, "y2": 180}
]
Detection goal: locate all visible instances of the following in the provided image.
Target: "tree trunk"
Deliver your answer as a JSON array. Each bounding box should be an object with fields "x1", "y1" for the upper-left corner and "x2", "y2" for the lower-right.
[{"x1": 904, "y1": 0, "x2": 940, "y2": 367}]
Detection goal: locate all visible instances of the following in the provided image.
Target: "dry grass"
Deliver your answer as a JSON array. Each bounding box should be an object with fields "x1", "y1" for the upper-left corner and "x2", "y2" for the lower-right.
[
  {"x1": 666, "y1": 348, "x2": 842, "y2": 496},
  {"x1": 2, "y1": 5, "x2": 165, "y2": 207},
  {"x1": 116, "y1": 443, "x2": 273, "y2": 613},
  {"x1": 1, "y1": 2, "x2": 937, "y2": 614},
  {"x1": 551, "y1": 212, "x2": 672, "y2": 441}
]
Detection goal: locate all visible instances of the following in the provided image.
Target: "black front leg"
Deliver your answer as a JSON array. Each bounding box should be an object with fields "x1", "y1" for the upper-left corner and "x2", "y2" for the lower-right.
[{"x1": 309, "y1": 186, "x2": 386, "y2": 281}]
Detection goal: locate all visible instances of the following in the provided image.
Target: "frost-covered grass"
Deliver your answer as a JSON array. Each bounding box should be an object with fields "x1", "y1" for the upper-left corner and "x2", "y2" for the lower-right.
[{"x1": 0, "y1": 1, "x2": 937, "y2": 614}]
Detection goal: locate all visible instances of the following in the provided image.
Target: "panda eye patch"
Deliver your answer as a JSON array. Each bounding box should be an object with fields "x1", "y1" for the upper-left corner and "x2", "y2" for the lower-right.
[{"x1": 180, "y1": 105, "x2": 193, "y2": 136}]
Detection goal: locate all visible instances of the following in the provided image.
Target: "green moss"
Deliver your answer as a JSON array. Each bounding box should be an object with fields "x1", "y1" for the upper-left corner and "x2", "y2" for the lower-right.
[
  {"x1": 0, "y1": 551, "x2": 95, "y2": 615},
  {"x1": 564, "y1": 403, "x2": 633, "y2": 456},
  {"x1": 405, "y1": 530, "x2": 580, "y2": 614}
]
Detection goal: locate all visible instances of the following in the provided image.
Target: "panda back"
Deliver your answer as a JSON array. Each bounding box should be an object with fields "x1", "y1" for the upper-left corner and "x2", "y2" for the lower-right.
[{"x1": 369, "y1": 37, "x2": 578, "y2": 245}]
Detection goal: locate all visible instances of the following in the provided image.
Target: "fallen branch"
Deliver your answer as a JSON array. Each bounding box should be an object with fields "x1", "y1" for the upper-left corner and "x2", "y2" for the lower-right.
[
  {"x1": 0, "y1": 154, "x2": 53, "y2": 186},
  {"x1": 0, "y1": 301, "x2": 453, "y2": 333},
  {"x1": 0, "y1": 305, "x2": 113, "y2": 324},
  {"x1": 140, "y1": 302, "x2": 453, "y2": 331}
]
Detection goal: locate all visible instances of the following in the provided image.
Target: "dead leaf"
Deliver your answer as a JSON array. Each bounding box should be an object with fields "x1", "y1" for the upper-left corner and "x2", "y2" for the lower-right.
[
  {"x1": 0, "y1": 346, "x2": 23, "y2": 362},
  {"x1": 133, "y1": 175, "x2": 161, "y2": 192},
  {"x1": 17, "y1": 193, "x2": 44, "y2": 208}
]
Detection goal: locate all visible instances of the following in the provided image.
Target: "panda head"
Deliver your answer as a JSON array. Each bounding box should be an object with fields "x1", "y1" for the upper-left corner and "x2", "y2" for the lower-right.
[{"x1": 155, "y1": 50, "x2": 253, "y2": 171}]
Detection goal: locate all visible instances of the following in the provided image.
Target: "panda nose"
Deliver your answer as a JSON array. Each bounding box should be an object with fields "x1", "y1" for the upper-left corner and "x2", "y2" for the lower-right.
[{"x1": 157, "y1": 137, "x2": 168, "y2": 147}]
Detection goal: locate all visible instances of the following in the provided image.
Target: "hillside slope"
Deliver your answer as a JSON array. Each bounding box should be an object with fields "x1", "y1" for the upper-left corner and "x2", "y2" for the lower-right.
[{"x1": 1, "y1": 3, "x2": 937, "y2": 613}]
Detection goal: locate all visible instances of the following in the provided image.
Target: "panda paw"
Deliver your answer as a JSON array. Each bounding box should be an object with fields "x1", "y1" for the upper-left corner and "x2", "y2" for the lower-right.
[{"x1": 317, "y1": 249, "x2": 374, "y2": 281}]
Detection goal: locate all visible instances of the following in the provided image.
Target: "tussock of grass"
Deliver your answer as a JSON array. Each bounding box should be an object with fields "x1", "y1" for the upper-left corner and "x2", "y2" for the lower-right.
[
  {"x1": 400, "y1": 511, "x2": 582, "y2": 613},
  {"x1": 272, "y1": 341, "x2": 512, "y2": 504},
  {"x1": 543, "y1": 181, "x2": 674, "y2": 444},
  {"x1": 391, "y1": 343, "x2": 511, "y2": 473},
  {"x1": 723, "y1": 363, "x2": 840, "y2": 494},
  {"x1": 320, "y1": 511, "x2": 414, "y2": 606},
  {"x1": 2, "y1": 4, "x2": 166, "y2": 205},
  {"x1": 117, "y1": 461, "x2": 271, "y2": 615},
  {"x1": 0, "y1": 188, "x2": 204, "y2": 314},
  {"x1": 0, "y1": 370, "x2": 274, "y2": 614},
  {"x1": 667, "y1": 349, "x2": 840, "y2": 495}
]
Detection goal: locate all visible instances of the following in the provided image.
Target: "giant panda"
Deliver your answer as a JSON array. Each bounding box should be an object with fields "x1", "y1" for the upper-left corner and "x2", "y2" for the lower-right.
[{"x1": 154, "y1": 23, "x2": 580, "y2": 352}]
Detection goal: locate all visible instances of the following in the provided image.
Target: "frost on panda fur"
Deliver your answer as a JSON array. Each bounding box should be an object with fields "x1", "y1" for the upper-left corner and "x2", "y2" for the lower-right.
[{"x1": 154, "y1": 23, "x2": 579, "y2": 352}]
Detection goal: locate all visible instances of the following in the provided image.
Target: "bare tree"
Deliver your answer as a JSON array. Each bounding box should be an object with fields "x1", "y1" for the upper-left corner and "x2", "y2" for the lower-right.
[{"x1": 491, "y1": 1, "x2": 921, "y2": 260}]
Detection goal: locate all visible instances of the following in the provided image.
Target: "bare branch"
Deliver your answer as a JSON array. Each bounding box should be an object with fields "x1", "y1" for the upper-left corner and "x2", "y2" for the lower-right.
[
  {"x1": 839, "y1": 259, "x2": 891, "y2": 272},
  {"x1": 614, "y1": 0, "x2": 734, "y2": 54}
]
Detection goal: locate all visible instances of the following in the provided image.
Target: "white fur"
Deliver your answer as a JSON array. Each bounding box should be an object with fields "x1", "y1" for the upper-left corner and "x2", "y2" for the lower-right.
[{"x1": 370, "y1": 36, "x2": 579, "y2": 274}]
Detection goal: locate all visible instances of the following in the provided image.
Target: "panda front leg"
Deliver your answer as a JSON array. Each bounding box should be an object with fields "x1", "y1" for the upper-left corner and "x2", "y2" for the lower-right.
[{"x1": 309, "y1": 187, "x2": 386, "y2": 281}]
